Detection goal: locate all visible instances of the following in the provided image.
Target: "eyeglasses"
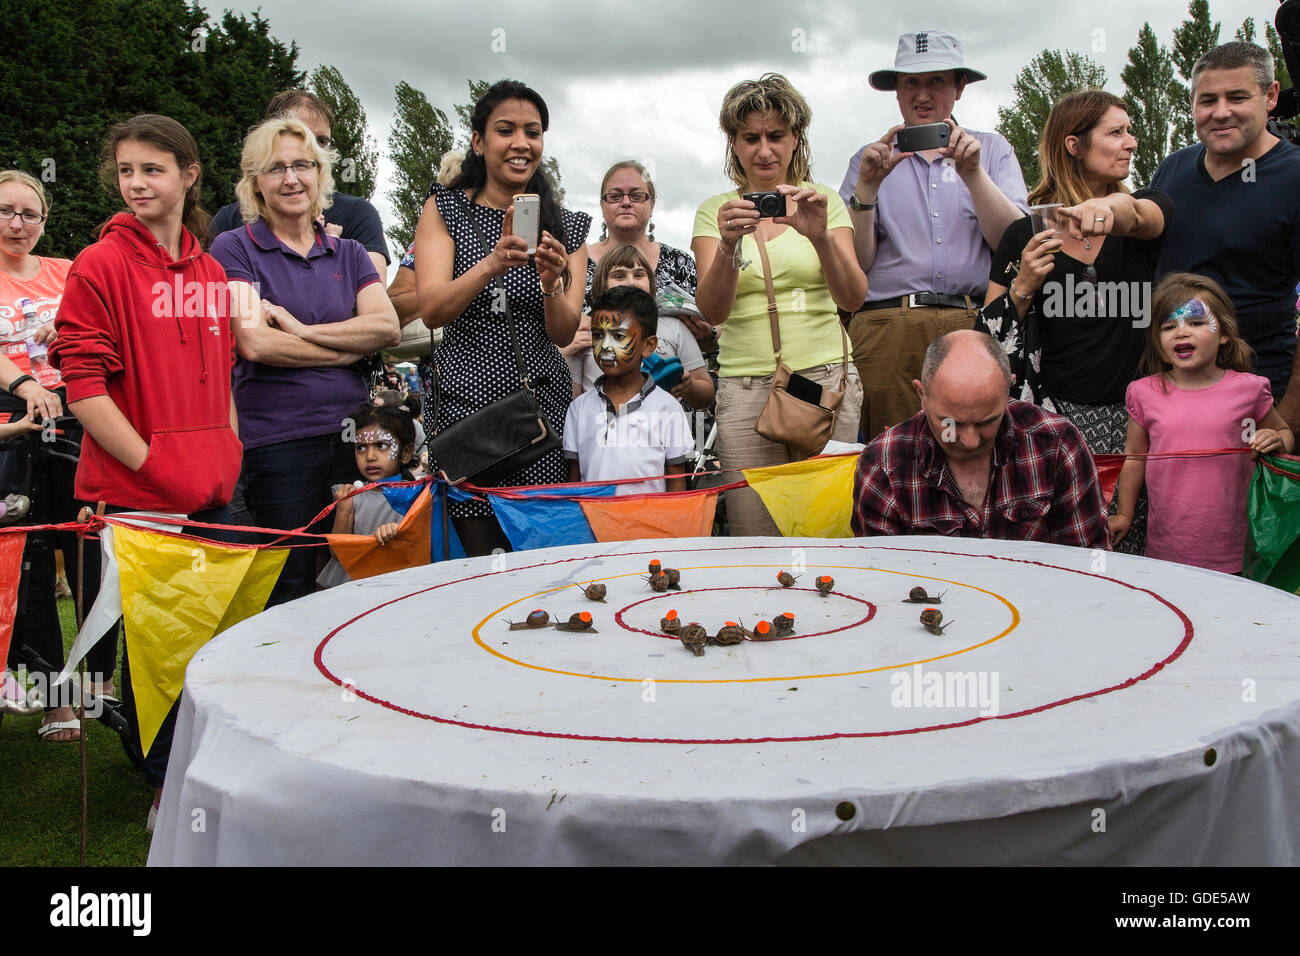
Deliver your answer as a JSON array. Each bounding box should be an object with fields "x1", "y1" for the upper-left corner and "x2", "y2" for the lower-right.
[
  {"x1": 601, "y1": 190, "x2": 652, "y2": 204},
  {"x1": 261, "y1": 161, "x2": 319, "y2": 179},
  {"x1": 0, "y1": 207, "x2": 45, "y2": 226},
  {"x1": 316, "y1": 135, "x2": 335, "y2": 149}
]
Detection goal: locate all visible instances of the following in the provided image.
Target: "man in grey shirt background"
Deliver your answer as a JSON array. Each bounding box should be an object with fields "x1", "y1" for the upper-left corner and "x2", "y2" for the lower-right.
[{"x1": 840, "y1": 31, "x2": 1028, "y2": 440}]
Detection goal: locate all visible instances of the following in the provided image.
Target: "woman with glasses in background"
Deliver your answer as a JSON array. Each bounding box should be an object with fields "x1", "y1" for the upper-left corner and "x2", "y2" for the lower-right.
[{"x1": 212, "y1": 116, "x2": 399, "y2": 606}]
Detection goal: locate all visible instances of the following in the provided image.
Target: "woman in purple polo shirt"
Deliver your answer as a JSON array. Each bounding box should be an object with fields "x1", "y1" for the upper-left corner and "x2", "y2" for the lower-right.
[{"x1": 212, "y1": 116, "x2": 399, "y2": 605}]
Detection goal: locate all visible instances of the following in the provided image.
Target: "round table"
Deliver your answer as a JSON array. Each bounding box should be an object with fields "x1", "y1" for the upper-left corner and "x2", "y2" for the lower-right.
[{"x1": 147, "y1": 536, "x2": 1300, "y2": 865}]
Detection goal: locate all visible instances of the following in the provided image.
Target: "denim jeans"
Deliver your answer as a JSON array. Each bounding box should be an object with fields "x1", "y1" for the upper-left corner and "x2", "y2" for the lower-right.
[{"x1": 242, "y1": 433, "x2": 359, "y2": 608}]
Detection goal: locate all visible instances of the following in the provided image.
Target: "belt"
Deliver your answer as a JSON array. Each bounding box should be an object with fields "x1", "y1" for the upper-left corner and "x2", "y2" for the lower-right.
[{"x1": 862, "y1": 292, "x2": 982, "y2": 311}]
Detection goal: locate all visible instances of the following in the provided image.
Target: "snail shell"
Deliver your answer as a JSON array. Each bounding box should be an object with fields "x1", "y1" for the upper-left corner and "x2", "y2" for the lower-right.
[
  {"x1": 771, "y1": 612, "x2": 796, "y2": 635},
  {"x1": 555, "y1": 611, "x2": 597, "y2": 632},
  {"x1": 508, "y1": 609, "x2": 553, "y2": 631},
  {"x1": 663, "y1": 568, "x2": 681, "y2": 588},
  {"x1": 713, "y1": 622, "x2": 744, "y2": 646},
  {"x1": 904, "y1": 586, "x2": 945, "y2": 604},
  {"x1": 679, "y1": 623, "x2": 708, "y2": 657},
  {"x1": 648, "y1": 559, "x2": 662, "y2": 574},
  {"x1": 920, "y1": 608, "x2": 952, "y2": 635},
  {"x1": 750, "y1": 620, "x2": 777, "y2": 641},
  {"x1": 580, "y1": 582, "x2": 608, "y2": 602},
  {"x1": 815, "y1": 575, "x2": 834, "y2": 596},
  {"x1": 776, "y1": 570, "x2": 797, "y2": 587},
  {"x1": 660, "y1": 609, "x2": 681, "y2": 634},
  {"x1": 647, "y1": 572, "x2": 670, "y2": 592}
]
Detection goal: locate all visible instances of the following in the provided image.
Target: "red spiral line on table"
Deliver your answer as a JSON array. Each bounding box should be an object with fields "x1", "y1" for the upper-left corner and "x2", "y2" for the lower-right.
[
  {"x1": 614, "y1": 587, "x2": 876, "y2": 640},
  {"x1": 313, "y1": 543, "x2": 1195, "y2": 744}
]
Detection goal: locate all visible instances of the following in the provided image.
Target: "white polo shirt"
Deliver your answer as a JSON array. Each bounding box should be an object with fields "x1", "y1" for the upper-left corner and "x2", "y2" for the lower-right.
[{"x1": 563, "y1": 373, "x2": 695, "y2": 495}]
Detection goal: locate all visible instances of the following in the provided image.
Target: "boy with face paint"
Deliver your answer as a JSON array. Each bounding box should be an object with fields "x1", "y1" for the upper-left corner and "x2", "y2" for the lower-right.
[{"x1": 564, "y1": 286, "x2": 695, "y2": 494}]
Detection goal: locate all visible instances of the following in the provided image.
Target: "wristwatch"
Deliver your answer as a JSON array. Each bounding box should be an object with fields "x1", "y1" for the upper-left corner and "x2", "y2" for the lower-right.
[{"x1": 848, "y1": 195, "x2": 877, "y2": 212}]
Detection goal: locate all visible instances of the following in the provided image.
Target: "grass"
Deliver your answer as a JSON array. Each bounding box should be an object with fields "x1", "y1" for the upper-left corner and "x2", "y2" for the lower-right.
[{"x1": 1, "y1": 597, "x2": 152, "y2": 866}]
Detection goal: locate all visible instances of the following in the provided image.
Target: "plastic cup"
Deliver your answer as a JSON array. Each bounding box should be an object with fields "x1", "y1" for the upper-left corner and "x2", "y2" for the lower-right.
[{"x1": 1030, "y1": 203, "x2": 1064, "y2": 252}]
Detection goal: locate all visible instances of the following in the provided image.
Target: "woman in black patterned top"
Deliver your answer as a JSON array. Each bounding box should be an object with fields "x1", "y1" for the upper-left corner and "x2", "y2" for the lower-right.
[{"x1": 413, "y1": 81, "x2": 590, "y2": 555}]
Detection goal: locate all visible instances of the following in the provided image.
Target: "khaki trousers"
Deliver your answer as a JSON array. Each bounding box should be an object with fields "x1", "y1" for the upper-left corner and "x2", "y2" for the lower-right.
[
  {"x1": 715, "y1": 362, "x2": 862, "y2": 537},
  {"x1": 848, "y1": 303, "x2": 979, "y2": 441}
]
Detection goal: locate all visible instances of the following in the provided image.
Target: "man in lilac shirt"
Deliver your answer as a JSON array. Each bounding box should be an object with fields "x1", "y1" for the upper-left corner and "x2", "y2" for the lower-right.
[{"x1": 839, "y1": 31, "x2": 1028, "y2": 441}]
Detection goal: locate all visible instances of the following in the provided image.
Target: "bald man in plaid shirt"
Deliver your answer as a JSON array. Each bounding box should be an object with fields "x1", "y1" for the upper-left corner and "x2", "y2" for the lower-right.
[{"x1": 851, "y1": 331, "x2": 1109, "y2": 548}]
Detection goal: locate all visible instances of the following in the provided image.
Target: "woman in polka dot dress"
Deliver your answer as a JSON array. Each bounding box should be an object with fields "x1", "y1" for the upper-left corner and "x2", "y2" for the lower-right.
[{"x1": 413, "y1": 80, "x2": 590, "y2": 555}]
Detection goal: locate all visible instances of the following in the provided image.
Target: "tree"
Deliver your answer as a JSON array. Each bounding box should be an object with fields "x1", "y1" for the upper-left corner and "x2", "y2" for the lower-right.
[
  {"x1": 995, "y1": 51, "x2": 1107, "y2": 190},
  {"x1": 453, "y1": 78, "x2": 565, "y2": 204},
  {"x1": 1122, "y1": 24, "x2": 1179, "y2": 188},
  {"x1": 310, "y1": 65, "x2": 378, "y2": 199},
  {"x1": 1239, "y1": 18, "x2": 1293, "y2": 93},
  {"x1": 386, "y1": 81, "x2": 454, "y2": 256},
  {"x1": 1170, "y1": 0, "x2": 1221, "y2": 148},
  {"x1": 0, "y1": 0, "x2": 301, "y2": 258}
]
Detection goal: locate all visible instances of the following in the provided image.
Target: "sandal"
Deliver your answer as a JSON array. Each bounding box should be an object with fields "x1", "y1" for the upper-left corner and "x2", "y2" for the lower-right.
[
  {"x1": 1, "y1": 670, "x2": 44, "y2": 717},
  {"x1": 0, "y1": 494, "x2": 30, "y2": 526},
  {"x1": 37, "y1": 715, "x2": 82, "y2": 743}
]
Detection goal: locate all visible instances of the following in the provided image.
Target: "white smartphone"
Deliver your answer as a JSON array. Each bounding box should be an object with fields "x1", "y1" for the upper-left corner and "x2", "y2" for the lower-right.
[{"x1": 513, "y1": 194, "x2": 541, "y2": 255}]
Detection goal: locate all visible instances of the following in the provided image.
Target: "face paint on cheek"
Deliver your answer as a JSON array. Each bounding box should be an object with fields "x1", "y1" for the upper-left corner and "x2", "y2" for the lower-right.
[{"x1": 590, "y1": 309, "x2": 641, "y2": 373}]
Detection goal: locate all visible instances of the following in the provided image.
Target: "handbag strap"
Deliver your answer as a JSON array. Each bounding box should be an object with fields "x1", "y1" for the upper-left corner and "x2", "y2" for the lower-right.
[
  {"x1": 453, "y1": 190, "x2": 533, "y2": 388},
  {"x1": 752, "y1": 222, "x2": 849, "y2": 388}
]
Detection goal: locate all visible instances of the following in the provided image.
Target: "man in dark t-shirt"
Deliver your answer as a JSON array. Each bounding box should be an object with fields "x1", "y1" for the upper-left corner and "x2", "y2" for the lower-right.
[
  {"x1": 208, "y1": 90, "x2": 390, "y2": 279},
  {"x1": 1152, "y1": 41, "x2": 1300, "y2": 429}
]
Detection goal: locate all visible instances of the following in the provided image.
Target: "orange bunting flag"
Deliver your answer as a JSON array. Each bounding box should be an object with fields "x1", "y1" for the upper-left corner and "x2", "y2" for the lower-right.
[
  {"x1": 1093, "y1": 454, "x2": 1124, "y2": 507},
  {"x1": 579, "y1": 492, "x2": 717, "y2": 542},
  {"x1": 324, "y1": 485, "x2": 433, "y2": 581}
]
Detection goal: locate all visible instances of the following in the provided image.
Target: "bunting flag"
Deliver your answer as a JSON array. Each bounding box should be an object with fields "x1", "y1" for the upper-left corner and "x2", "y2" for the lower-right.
[
  {"x1": 580, "y1": 491, "x2": 717, "y2": 542},
  {"x1": 0, "y1": 531, "x2": 27, "y2": 672},
  {"x1": 489, "y1": 484, "x2": 617, "y2": 551},
  {"x1": 1093, "y1": 454, "x2": 1124, "y2": 506},
  {"x1": 1244, "y1": 455, "x2": 1300, "y2": 594},
  {"x1": 114, "y1": 524, "x2": 287, "y2": 754},
  {"x1": 324, "y1": 485, "x2": 434, "y2": 581},
  {"x1": 745, "y1": 455, "x2": 858, "y2": 538}
]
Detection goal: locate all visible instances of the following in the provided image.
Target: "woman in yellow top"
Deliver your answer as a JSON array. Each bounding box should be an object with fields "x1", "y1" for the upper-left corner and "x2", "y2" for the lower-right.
[{"x1": 693, "y1": 73, "x2": 866, "y2": 535}]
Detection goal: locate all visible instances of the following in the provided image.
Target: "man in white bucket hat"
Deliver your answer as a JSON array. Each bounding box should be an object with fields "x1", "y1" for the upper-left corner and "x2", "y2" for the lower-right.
[{"x1": 839, "y1": 31, "x2": 1028, "y2": 440}]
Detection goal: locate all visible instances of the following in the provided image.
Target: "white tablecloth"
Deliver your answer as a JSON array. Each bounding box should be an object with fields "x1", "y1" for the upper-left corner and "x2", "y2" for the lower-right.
[{"x1": 148, "y1": 537, "x2": 1300, "y2": 865}]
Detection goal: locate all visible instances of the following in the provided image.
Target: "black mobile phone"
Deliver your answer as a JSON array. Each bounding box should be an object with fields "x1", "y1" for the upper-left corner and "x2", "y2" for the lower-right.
[
  {"x1": 785, "y1": 372, "x2": 823, "y2": 406},
  {"x1": 895, "y1": 122, "x2": 950, "y2": 153}
]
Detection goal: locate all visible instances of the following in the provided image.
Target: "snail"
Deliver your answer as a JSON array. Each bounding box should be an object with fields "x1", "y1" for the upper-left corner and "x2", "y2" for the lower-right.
[
  {"x1": 648, "y1": 559, "x2": 662, "y2": 575},
  {"x1": 660, "y1": 609, "x2": 681, "y2": 635},
  {"x1": 902, "y1": 586, "x2": 947, "y2": 604},
  {"x1": 920, "y1": 608, "x2": 954, "y2": 635},
  {"x1": 507, "y1": 609, "x2": 553, "y2": 631},
  {"x1": 749, "y1": 619, "x2": 778, "y2": 641},
  {"x1": 775, "y1": 570, "x2": 799, "y2": 588},
  {"x1": 679, "y1": 622, "x2": 708, "y2": 657},
  {"x1": 662, "y1": 568, "x2": 682, "y2": 590},
  {"x1": 645, "y1": 571, "x2": 671, "y2": 592},
  {"x1": 815, "y1": 575, "x2": 834, "y2": 597},
  {"x1": 554, "y1": 611, "x2": 597, "y2": 632},
  {"x1": 577, "y1": 582, "x2": 608, "y2": 603},
  {"x1": 712, "y1": 621, "x2": 745, "y2": 646},
  {"x1": 771, "y1": 612, "x2": 796, "y2": 637}
]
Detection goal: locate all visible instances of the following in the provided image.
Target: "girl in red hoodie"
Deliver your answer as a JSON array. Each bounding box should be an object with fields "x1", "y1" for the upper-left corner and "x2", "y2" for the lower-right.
[{"x1": 51, "y1": 115, "x2": 242, "y2": 821}]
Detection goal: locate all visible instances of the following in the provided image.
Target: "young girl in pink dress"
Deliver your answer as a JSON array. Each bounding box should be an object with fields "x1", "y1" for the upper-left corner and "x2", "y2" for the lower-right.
[{"x1": 1110, "y1": 273, "x2": 1294, "y2": 572}]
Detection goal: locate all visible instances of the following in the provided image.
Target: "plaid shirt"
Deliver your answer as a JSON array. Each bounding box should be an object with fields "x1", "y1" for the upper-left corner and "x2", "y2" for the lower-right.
[{"x1": 851, "y1": 402, "x2": 1110, "y2": 550}]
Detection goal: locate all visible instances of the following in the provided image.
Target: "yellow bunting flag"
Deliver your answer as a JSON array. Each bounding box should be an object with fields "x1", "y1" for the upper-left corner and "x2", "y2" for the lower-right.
[
  {"x1": 114, "y1": 525, "x2": 287, "y2": 754},
  {"x1": 744, "y1": 454, "x2": 858, "y2": 538}
]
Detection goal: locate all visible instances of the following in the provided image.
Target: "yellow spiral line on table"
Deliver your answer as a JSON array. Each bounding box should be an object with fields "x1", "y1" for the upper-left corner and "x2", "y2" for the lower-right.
[{"x1": 471, "y1": 564, "x2": 1020, "y2": 684}]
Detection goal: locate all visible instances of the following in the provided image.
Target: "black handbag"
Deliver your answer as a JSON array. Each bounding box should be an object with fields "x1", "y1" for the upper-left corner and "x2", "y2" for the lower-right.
[{"x1": 427, "y1": 194, "x2": 560, "y2": 485}]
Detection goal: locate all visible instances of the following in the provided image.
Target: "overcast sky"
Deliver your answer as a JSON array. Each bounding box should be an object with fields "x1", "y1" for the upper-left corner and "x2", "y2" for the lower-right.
[{"x1": 226, "y1": 0, "x2": 1284, "y2": 271}]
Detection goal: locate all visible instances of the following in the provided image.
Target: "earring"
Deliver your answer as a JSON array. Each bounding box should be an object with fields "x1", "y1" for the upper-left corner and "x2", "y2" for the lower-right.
[
  {"x1": 599, "y1": 222, "x2": 607, "y2": 242},
  {"x1": 648, "y1": 220, "x2": 655, "y2": 242}
]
